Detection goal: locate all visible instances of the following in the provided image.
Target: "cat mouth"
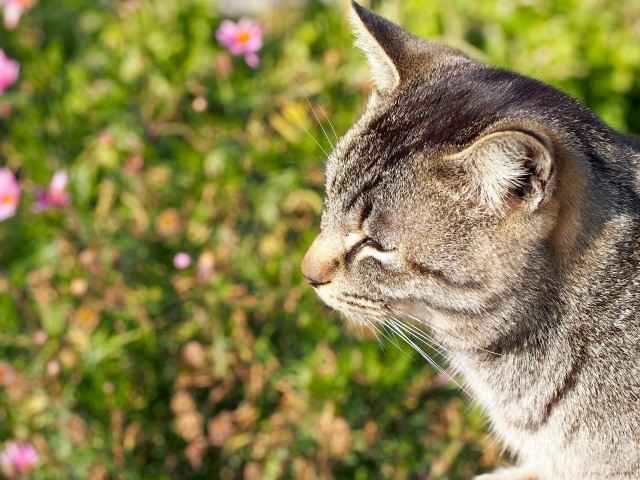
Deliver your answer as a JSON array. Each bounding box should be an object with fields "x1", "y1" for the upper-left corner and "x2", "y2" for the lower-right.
[{"x1": 315, "y1": 287, "x2": 388, "y2": 319}]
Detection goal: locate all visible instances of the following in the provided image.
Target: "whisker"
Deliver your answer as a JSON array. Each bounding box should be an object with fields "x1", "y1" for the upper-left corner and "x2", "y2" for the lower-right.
[
  {"x1": 389, "y1": 317, "x2": 449, "y2": 361},
  {"x1": 362, "y1": 317, "x2": 384, "y2": 347},
  {"x1": 319, "y1": 102, "x2": 339, "y2": 142},
  {"x1": 306, "y1": 97, "x2": 335, "y2": 150},
  {"x1": 393, "y1": 317, "x2": 450, "y2": 358},
  {"x1": 343, "y1": 311, "x2": 393, "y2": 352},
  {"x1": 386, "y1": 317, "x2": 470, "y2": 396},
  {"x1": 386, "y1": 319, "x2": 446, "y2": 374},
  {"x1": 288, "y1": 106, "x2": 329, "y2": 156},
  {"x1": 386, "y1": 317, "x2": 440, "y2": 367},
  {"x1": 298, "y1": 119, "x2": 329, "y2": 156},
  {"x1": 391, "y1": 307, "x2": 503, "y2": 357},
  {"x1": 378, "y1": 321, "x2": 408, "y2": 353},
  {"x1": 396, "y1": 318, "x2": 447, "y2": 354}
]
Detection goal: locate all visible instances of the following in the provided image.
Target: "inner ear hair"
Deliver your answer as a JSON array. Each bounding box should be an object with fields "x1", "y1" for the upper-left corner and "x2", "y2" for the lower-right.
[{"x1": 451, "y1": 130, "x2": 556, "y2": 214}]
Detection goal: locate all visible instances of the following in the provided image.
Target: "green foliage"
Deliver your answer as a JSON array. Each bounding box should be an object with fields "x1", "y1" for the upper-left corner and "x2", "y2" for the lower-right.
[{"x1": 0, "y1": 0, "x2": 638, "y2": 478}]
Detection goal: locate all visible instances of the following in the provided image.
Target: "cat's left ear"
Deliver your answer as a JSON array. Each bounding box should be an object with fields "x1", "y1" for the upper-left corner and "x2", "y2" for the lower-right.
[
  {"x1": 453, "y1": 130, "x2": 556, "y2": 213},
  {"x1": 350, "y1": 1, "x2": 413, "y2": 93}
]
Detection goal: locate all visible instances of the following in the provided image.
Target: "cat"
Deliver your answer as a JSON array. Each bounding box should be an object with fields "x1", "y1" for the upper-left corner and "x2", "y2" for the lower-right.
[{"x1": 301, "y1": 2, "x2": 640, "y2": 479}]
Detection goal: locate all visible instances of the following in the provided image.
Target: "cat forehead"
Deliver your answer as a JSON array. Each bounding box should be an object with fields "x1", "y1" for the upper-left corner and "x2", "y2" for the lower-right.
[
  {"x1": 325, "y1": 65, "x2": 595, "y2": 213},
  {"x1": 325, "y1": 67, "x2": 504, "y2": 211}
]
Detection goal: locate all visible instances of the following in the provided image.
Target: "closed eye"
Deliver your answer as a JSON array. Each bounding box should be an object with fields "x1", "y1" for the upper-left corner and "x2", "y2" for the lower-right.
[{"x1": 345, "y1": 236, "x2": 396, "y2": 265}]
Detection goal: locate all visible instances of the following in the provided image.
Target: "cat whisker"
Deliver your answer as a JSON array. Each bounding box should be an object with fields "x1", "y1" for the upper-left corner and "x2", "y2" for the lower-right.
[
  {"x1": 388, "y1": 315, "x2": 449, "y2": 360},
  {"x1": 392, "y1": 307, "x2": 503, "y2": 357},
  {"x1": 378, "y1": 321, "x2": 408, "y2": 352},
  {"x1": 306, "y1": 97, "x2": 335, "y2": 150},
  {"x1": 287, "y1": 105, "x2": 329, "y2": 156},
  {"x1": 393, "y1": 318, "x2": 450, "y2": 358},
  {"x1": 298, "y1": 119, "x2": 330, "y2": 156},
  {"x1": 385, "y1": 317, "x2": 470, "y2": 395},
  {"x1": 347, "y1": 312, "x2": 393, "y2": 351},
  {"x1": 352, "y1": 316, "x2": 376, "y2": 340},
  {"x1": 364, "y1": 318, "x2": 387, "y2": 348},
  {"x1": 386, "y1": 317, "x2": 439, "y2": 360},
  {"x1": 318, "y1": 101, "x2": 339, "y2": 142},
  {"x1": 394, "y1": 319, "x2": 471, "y2": 396},
  {"x1": 342, "y1": 308, "x2": 408, "y2": 354}
]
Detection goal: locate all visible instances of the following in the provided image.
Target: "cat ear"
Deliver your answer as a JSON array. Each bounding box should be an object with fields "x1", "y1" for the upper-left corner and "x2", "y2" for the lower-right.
[
  {"x1": 350, "y1": 2, "x2": 471, "y2": 93},
  {"x1": 455, "y1": 131, "x2": 556, "y2": 213},
  {"x1": 350, "y1": 1, "x2": 411, "y2": 92}
]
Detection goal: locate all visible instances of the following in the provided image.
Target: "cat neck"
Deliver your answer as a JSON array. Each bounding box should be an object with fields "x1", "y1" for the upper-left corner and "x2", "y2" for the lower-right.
[{"x1": 448, "y1": 146, "x2": 640, "y2": 440}]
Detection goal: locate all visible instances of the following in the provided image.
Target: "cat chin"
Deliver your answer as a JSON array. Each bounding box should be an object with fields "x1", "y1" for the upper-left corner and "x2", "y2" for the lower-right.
[{"x1": 313, "y1": 283, "x2": 388, "y2": 327}]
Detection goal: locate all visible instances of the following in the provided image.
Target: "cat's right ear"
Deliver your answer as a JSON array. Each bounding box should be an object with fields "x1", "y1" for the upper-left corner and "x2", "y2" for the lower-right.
[
  {"x1": 350, "y1": 1, "x2": 411, "y2": 93},
  {"x1": 452, "y1": 130, "x2": 556, "y2": 214}
]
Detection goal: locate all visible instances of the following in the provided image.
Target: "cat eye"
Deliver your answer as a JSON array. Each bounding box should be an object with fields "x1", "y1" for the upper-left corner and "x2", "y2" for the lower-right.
[
  {"x1": 345, "y1": 236, "x2": 395, "y2": 265},
  {"x1": 362, "y1": 237, "x2": 385, "y2": 251}
]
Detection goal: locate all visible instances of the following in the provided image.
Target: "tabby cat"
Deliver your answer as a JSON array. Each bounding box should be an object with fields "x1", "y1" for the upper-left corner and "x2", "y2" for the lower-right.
[{"x1": 301, "y1": 2, "x2": 640, "y2": 479}]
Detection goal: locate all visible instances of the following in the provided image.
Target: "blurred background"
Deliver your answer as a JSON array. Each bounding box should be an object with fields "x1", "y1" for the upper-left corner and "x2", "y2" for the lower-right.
[{"x1": 0, "y1": 0, "x2": 639, "y2": 478}]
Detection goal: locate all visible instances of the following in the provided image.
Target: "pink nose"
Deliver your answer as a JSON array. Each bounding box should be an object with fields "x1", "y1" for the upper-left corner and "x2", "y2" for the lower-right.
[{"x1": 301, "y1": 234, "x2": 340, "y2": 286}]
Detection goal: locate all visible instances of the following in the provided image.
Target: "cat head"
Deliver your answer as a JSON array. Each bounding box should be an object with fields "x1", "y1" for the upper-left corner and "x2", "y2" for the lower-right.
[{"x1": 302, "y1": 2, "x2": 601, "y2": 350}]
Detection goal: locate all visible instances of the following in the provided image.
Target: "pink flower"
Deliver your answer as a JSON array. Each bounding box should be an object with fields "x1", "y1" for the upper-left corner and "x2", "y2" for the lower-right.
[
  {"x1": 0, "y1": 50, "x2": 19, "y2": 94},
  {"x1": 34, "y1": 170, "x2": 70, "y2": 212},
  {"x1": 216, "y1": 18, "x2": 263, "y2": 68},
  {"x1": 173, "y1": 252, "x2": 192, "y2": 270},
  {"x1": 0, "y1": 168, "x2": 20, "y2": 221},
  {"x1": 1, "y1": 0, "x2": 33, "y2": 30},
  {"x1": 0, "y1": 442, "x2": 38, "y2": 477}
]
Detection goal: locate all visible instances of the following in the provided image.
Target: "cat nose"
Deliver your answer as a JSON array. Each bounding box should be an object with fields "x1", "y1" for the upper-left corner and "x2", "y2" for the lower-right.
[{"x1": 301, "y1": 234, "x2": 340, "y2": 287}]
